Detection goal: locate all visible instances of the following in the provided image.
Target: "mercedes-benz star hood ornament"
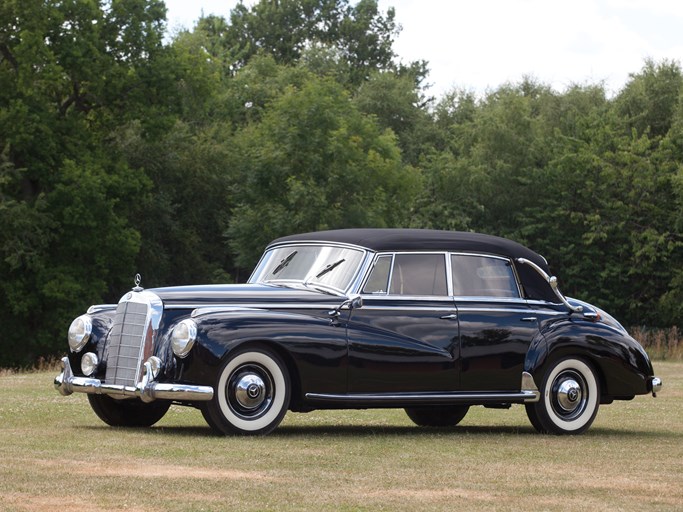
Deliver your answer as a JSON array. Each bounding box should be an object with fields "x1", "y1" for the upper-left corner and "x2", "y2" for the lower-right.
[{"x1": 133, "y1": 273, "x2": 143, "y2": 292}]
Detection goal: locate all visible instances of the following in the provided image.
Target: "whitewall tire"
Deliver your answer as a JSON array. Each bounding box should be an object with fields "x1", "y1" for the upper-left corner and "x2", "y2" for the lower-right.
[
  {"x1": 526, "y1": 358, "x2": 600, "y2": 435},
  {"x1": 203, "y1": 347, "x2": 290, "y2": 435}
]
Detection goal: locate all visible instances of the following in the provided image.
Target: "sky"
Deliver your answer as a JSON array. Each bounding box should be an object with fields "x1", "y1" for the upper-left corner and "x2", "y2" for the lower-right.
[{"x1": 164, "y1": 0, "x2": 683, "y2": 98}]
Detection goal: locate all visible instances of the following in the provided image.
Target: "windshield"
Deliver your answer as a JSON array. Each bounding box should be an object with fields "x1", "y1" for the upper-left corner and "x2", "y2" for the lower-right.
[{"x1": 250, "y1": 245, "x2": 366, "y2": 292}]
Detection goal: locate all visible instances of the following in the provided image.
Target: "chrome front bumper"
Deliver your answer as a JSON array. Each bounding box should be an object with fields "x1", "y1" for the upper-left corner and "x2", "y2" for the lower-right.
[{"x1": 54, "y1": 357, "x2": 214, "y2": 402}]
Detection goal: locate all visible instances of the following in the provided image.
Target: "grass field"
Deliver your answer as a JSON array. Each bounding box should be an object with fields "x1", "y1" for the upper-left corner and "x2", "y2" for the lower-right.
[{"x1": 1, "y1": 363, "x2": 681, "y2": 512}]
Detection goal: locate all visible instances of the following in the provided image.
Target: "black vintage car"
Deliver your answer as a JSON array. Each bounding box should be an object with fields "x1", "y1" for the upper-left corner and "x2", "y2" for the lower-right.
[{"x1": 55, "y1": 229, "x2": 661, "y2": 435}]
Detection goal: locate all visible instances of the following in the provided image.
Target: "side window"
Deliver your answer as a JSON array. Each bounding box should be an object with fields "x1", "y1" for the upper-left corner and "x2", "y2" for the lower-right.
[
  {"x1": 362, "y1": 255, "x2": 392, "y2": 294},
  {"x1": 451, "y1": 254, "x2": 519, "y2": 298},
  {"x1": 389, "y1": 254, "x2": 447, "y2": 296}
]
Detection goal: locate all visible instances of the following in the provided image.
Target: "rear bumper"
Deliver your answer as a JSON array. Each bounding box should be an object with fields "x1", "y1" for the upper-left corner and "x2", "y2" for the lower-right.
[
  {"x1": 54, "y1": 357, "x2": 214, "y2": 402},
  {"x1": 651, "y1": 376, "x2": 663, "y2": 397}
]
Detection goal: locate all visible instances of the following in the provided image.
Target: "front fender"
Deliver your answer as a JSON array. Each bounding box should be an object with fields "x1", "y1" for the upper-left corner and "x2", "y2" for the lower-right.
[{"x1": 178, "y1": 309, "x2": 349, "y2": 396}]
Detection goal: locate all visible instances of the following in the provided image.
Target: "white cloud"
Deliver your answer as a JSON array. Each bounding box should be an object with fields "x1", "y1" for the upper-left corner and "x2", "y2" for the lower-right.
[{"x1": 380, "y1": 0, "x2": 683, "y2": 97}]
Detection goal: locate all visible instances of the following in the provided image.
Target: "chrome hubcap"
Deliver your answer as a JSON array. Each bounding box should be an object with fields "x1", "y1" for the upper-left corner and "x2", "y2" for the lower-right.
[
  {"x1": 234, "y1": 374, "x2": 267, "y2": 410},
  {"x1": 557, "y1": 379, "x2": 582, "y2": 412},
  {"x1": 227, "y1": 364, "x2": 274, "y2": 419},
  {"x1": 551, "y1": 370, "x2": 587, "y2": 420}
]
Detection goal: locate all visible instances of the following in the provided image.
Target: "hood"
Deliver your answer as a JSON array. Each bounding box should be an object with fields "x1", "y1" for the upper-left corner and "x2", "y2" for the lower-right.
[{"x1": 148, "y1": 283, "x2": 343, "y2": 309}]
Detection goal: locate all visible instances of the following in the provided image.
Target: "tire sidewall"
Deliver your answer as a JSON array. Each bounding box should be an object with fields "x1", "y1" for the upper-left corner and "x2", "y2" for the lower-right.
[
  {"x1": 87, "y1": 394, "x2": 171, "y2": 427},
  {"x1": 540, "y1": 358, "x2": 599, "y2": 434},
  {"x1": 214, "y1": 348, "x2": 290, "y2": 434}
]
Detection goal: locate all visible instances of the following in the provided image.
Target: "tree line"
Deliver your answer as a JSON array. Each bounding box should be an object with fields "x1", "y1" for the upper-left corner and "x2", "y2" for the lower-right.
[{"x1": 1, "y1": 0, "x2": 681, "y2": 367}]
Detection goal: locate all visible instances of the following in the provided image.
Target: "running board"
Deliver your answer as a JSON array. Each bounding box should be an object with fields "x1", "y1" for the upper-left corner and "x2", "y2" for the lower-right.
[{"x1": 306, "y1": 372, "x2": 540, "y2": 406}]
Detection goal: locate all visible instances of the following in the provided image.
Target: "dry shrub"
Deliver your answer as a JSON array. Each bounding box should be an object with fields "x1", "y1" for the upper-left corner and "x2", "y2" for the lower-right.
[{"x1": 630, "y1": 326, "x2": 683, "y2": 360}]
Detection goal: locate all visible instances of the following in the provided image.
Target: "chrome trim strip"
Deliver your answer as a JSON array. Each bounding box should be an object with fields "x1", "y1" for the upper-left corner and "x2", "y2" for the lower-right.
[
  {"x1": 305, "y1": 390, "x2": 539, "y2": 404},
  {"x1": 516, "y1": 258, "x2": 582, "y2": 313},
  {"x1": 452, "y1": 296, "x2": 528, "y2": 304},
  {"x1": 521, "y1": 371, "x2": 540, "y2": 401},
  {"x1": 527, "y1": 309, "x2": 566, "y2": 316},
  {"x1": 191, "y1": 306, "x2": 265, "y2": 318},
  {"x1": 165, "y1": 302, "x2": 338, "y2": 310},
  {"x1": 87, "y1": 304, "x2": 117, "y2": 314},
  {"x1": 54, "y1": 357, "x2": 214, "y2": 402},
  {"x1": 359, "y1": 306, "x2": 458, "y2": 312},
  {"x1": 362, "y1": 295, "x2": 459, "y2": 302},
  {"x1": 264, "y1": 240, "x2": 370, "y2": 252},
  {"x1": 525, "y1": 299, "x2": 563, "y2": 307},
  {"x1": 177, "y1": 302, "x2": 568, "y2": 317},
  {"x1": 456, "y1": 307, "x2": 540, "y2": 315}
]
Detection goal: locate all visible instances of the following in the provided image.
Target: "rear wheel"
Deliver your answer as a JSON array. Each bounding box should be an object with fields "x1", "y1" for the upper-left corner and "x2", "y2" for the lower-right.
[
  {"x1": 202, "y1": 347, "x2": 290, "y2": 435},
  {"x1": 87, "y1": 395, "x2": 171, "y2": 427},
  {"x1": 405, "y1": 406, "x2": 469, "y2": 427},
  {"x1": 526, "y1": 358, "x2": 600, "y2": 435}
]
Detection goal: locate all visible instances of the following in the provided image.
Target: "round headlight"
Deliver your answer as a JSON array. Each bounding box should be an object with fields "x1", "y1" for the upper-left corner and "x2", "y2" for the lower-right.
[
  {"x1": 81, "y1": 352, "x2": 99, "y2": 376},
  {"x1": 68, "y1": 315, "x2": 92, "y2": 353},
  {"x1": 171, "y1": 319, "x2": 197, "y2": 358}
]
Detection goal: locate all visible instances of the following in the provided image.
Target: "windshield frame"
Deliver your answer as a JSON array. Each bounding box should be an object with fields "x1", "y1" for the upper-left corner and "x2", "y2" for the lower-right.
[{"x1": 248, "y1": 242, "x2": 371, "y2": 295}]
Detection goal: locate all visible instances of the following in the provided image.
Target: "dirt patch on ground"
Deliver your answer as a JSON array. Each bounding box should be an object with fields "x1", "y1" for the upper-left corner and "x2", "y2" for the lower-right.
[
  {"x1": 2, "y1": 493, "x2": 148, "y2": 512},
  {"x1": 365, "y1": 487, "x2": 498, "y2": 502},
  {"x1": 81, "y1": 462, "x2": 278, "y2": 481},
  {"x1": 26, "y1": 457, "x2": 279, "y2": 482}
]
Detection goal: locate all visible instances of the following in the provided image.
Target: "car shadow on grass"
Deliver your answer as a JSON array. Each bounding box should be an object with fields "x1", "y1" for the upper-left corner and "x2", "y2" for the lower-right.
[
  {"x1": 272, "y1": 424, "x2": 679, "y2": 438},
  {"x1": 77, "y1": 423, "x2": 676, "y2": 439}
]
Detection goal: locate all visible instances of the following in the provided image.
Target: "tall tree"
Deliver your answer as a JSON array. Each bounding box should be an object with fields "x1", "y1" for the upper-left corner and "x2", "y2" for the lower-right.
[
  {"x1": 195, "y1": 0, "x2": 410, "y2": 86},
  {"x1": 0, "y1": 0, "x2": 171, "y2": 366},
  {"x1": 224, "y1": 60, "x2": 419, "y2": 267}
]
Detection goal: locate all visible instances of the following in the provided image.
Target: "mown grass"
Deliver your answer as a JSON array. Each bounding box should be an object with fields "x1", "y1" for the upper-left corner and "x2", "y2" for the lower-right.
[{"x1": 1, "y1": 362, "x2": 681, "y2": 512}]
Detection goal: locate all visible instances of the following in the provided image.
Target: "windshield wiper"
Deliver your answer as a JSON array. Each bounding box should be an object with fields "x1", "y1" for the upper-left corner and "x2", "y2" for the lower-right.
[
  {"x1": 271, "y1": 251, "x2": 298, "y2": 276},
  {"x1": 314, "y1": 258, "x2": 345, "y2": 279}
]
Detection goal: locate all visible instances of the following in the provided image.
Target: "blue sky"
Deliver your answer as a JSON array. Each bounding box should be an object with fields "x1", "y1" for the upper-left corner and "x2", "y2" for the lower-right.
[{"x1": 164, "y1": 0, "x2": 683, "y2": 98}]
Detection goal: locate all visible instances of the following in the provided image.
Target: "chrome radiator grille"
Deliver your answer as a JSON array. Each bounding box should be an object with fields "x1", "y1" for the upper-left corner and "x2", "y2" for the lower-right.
[{"x1": 105, "y1": 295, "x2": 151, "y2": 387}]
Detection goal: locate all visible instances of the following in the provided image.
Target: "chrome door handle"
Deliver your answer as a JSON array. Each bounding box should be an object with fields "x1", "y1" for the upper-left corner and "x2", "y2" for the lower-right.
[
  {"x1": 521, "y1": 317, "x2": 537, "y2": 322},
  {"x1": 440, "y1": 314, "x2": 458, "y2": 320}
]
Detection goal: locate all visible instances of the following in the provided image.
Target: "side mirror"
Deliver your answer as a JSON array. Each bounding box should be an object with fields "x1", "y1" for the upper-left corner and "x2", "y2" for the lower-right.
[
  {"x1": 344, "y1": 294, "x2": 363, "y2": 310},
  {"x1": 328, "y1": 294, "x2": 363, "y2": 321}
]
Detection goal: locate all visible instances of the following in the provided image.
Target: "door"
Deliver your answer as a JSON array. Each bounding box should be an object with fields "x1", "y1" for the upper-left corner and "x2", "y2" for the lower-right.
[
  {"x1": 450, "y1": 253, "x2": 541, "y2": 391},
  {"x1": 347, "y1": 253, "x2": 460, "y2": 393}
]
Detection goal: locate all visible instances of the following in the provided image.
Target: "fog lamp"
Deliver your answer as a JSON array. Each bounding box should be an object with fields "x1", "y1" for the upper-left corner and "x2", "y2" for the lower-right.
[
  {"x1": 81, "y1": 352, "x2": 99, "y2": 376},
  {"x1": 147, "y1": 356, "x2": 162, "y2": 378}
]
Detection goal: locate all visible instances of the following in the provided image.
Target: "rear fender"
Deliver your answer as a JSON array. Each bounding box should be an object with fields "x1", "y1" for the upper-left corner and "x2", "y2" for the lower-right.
[{"x1": 525, "y1": 319, "x2": 653, "y2": 398}]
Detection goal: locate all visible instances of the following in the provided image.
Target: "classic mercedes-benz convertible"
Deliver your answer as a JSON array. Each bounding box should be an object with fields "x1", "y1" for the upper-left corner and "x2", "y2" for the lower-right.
[{"x1": 55, "y1": 229, "x2": 661, "y2": 435}]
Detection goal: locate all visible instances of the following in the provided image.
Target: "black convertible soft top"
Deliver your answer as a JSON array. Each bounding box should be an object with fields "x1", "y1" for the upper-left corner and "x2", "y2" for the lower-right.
[{"x1": 270, "y1": 229, "x2": 557, "y2": 302}]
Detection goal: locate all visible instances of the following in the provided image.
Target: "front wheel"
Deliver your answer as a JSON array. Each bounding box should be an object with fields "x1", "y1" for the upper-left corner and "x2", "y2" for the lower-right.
[
  {"x1": 202, "y1": 346, "x2": 290, "y2": 435},
  {"x1": 405, "y1": 405, "x2": 469, "y2": 427},
  {"x1": 526, "y1": 358, "x2": 600, "y2": 435},
  {"x1": 87, "y1": 395, "x2": 171, "y2": 427}
]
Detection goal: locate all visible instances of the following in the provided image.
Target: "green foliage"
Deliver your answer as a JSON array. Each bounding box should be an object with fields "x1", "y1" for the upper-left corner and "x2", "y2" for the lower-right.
[
  {"x1": 225, "y1": 67, "x2": 419, "y2": 267},
  {"x1": 211, "y1": 0, "x2": 401, "y2": 85},
  {"x1": 416, "y1": 73, "x2": 682, "y2": 327},
  {"x1": 1, "y1": 0, "x2": 682, "y2": 366},
  {"x1": 0, "y1": 0, "x2": 169, "y2": 366}
]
